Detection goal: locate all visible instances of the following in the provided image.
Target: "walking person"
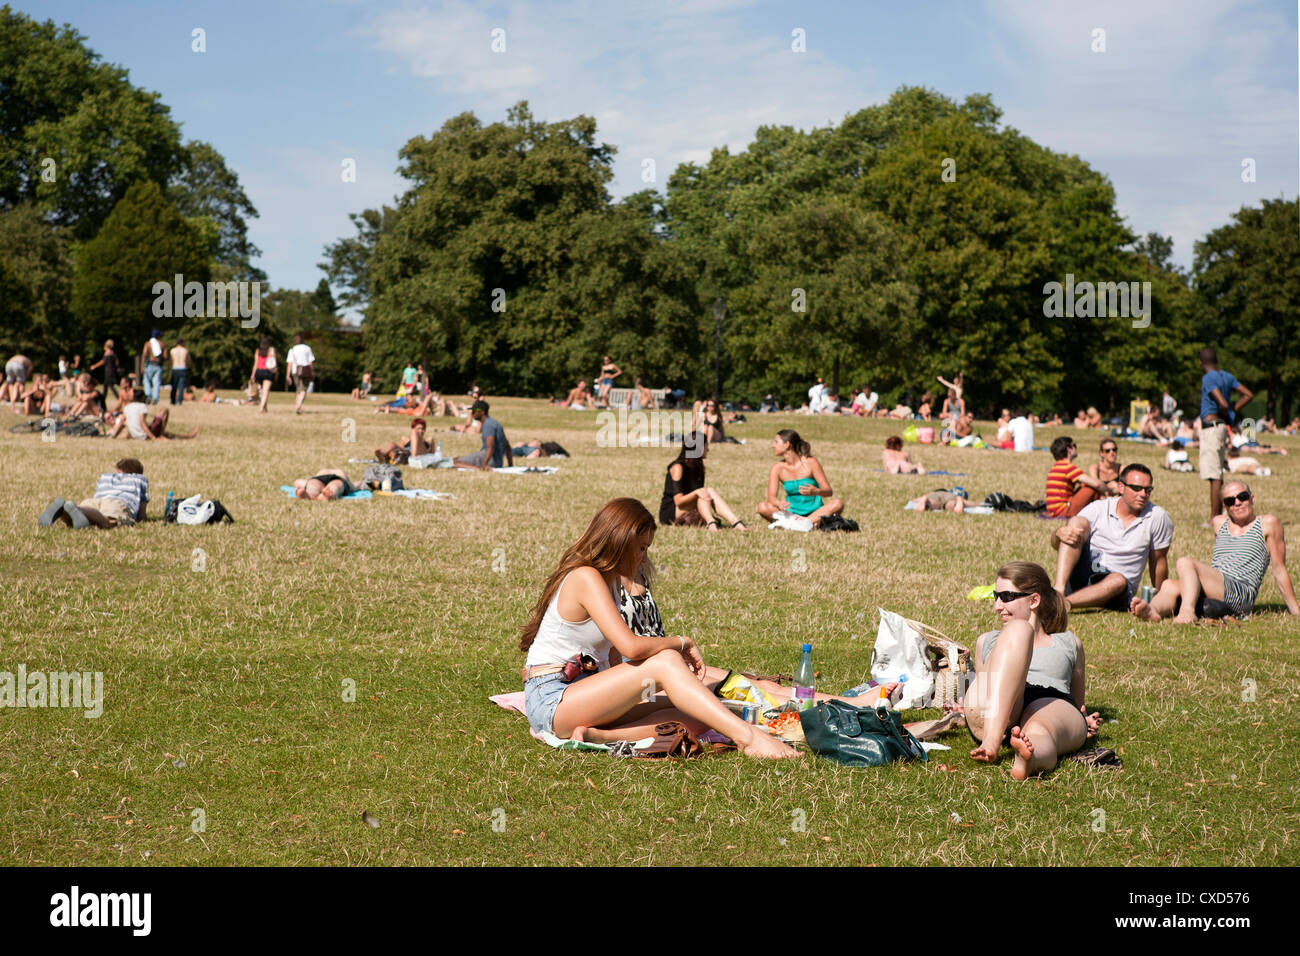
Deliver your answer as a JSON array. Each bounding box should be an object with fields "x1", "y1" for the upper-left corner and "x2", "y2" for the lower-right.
[
  {"x1": 140, "y1": 329, "x2": 165, "y2": 404},
  {"x1": 251, "y1": 337, "x2": 278, "y2": 413},
  {"x1": 286, "y1": 334, "x2": 316, "y2": 415},
  {"x1": 1197, "y1": 348, "x2": 1254, "y2": 521},
  {"x1": 169, "y1": 339, "x2": 191, "y2": 405},
  {"x1": 88, "y1": 339, "x2": 121, "y2": 401}
]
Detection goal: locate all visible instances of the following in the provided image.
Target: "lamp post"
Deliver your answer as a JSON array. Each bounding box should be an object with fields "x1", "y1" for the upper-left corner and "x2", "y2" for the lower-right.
[{"x1": 712, "y1": 296, "x2": 726, "y2": 401}]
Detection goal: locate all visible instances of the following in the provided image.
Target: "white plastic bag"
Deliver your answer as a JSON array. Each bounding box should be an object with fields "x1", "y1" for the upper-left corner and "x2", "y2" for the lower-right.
[
  {"x1": 177, "y1": 494, "x2": 215, "y2": 525},
  {"x1": 870, "y1": 608, "x2": 934, "y2": 709}
]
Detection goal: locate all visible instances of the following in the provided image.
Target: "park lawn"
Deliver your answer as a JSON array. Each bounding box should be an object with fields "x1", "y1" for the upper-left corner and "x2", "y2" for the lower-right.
[{"x1": 0, "y1": 393, "x2": 1296, "y2": 867}]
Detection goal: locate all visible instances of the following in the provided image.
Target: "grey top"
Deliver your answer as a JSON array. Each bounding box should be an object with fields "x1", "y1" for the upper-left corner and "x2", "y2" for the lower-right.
[{"x1": 977, "y1": 629, "x2": 1077, "y2": 697}]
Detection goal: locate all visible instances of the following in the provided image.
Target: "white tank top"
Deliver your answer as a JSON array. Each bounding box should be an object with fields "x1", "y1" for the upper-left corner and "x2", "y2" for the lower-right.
[{"x1": 524, "y1": 571, "x2": 614, "y2": 671}]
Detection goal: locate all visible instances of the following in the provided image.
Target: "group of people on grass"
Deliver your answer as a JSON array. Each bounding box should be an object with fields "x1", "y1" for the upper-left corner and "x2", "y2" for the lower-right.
[{"x1": 520, "y1": 495, "x2": 1105, "y2": 777}]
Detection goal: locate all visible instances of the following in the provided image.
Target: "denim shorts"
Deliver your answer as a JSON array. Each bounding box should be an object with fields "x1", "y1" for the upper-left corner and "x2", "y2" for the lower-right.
[{"x1": 524, "y1": 670, "x2": 600, "y2": 735}]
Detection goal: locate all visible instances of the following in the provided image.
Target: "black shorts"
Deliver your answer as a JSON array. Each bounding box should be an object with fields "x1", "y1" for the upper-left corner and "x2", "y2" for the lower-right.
[
  {"x1": 968, "y1": 684, "x2": 1074, "y2": 745},
  {"x1": 1174, "y1": 594, "x2": 1234, "y2": 619},
  {"x1": 254, "y1": 369, "x2": 275, "y2": 384},
  {"x1": 310, "y1": 474, "x2": 353, "y2": 496}
]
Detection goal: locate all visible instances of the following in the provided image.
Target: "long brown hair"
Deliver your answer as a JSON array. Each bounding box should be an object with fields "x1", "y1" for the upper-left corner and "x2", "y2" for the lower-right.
[
  {"x1": 777, "y1": 428, "x2": 811, "y2": 458},
  {"x1": 519, "y1": 498, "x2": 657, "y2": 651},
  {"x1": 996, "y1": 560, "x2": 1068, "y2": 634}
]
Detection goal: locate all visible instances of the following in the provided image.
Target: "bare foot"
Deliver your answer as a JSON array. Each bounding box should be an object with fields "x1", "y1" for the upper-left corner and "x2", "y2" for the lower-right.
[
  {"x1": 1128, "y1": 596, "x2": 1160, "y2": 622},
  {"x1": 969, "y1": 741, "x2": 999, "y2": 763},
  {"x1": 1009, "y1": 725, "x2": 1034, "y2": 780},
  {"x1": 737, "y1": 728, "x2": 800, "y2": 759},
  {"x1": 1172, "y1": 610, "x2": 1197, "y2": 624}
]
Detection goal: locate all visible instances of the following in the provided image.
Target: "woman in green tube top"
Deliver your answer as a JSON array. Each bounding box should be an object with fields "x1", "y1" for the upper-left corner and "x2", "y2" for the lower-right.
[{"x1": 757, "y1": 429, "x2": 844, "y2": 528}]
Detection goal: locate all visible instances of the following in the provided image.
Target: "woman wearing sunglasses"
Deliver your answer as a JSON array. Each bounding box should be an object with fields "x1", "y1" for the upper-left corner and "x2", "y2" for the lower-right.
[
  {"x1": 963, "y1": 561, "x2": 1101, "y2": 779},
  {"x1": 520, "y1": 497, "x2": 798, "y2": 759},
  {"x1": 1087, "y1": 439, "x2": 1122, "y2": 496},
  {"x1": 1130, "y1": 481, "x2": 1299, "y2": 622}
]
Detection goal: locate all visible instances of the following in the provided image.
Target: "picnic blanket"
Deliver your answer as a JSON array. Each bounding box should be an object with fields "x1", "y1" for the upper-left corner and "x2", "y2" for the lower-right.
[
  {"x1": 279, "y1": 484, "x2": 372, "y2": 500},
  {"x1": 494, "y1": 465, "x2": 559, "y2": 475},
  {"x1": 489, "y1": 693, "x2": 654, "y2": 751},
  {"x1": 376, "y1": 488, "x2": 456, "y2": 500}
]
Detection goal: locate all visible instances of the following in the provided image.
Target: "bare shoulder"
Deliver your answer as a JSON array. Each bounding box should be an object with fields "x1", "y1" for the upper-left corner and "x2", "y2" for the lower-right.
[
  {"x1": 1211, "y1": 514, "x2": 1228, "y2": 533},
  {"x1": 1261, "y1": 513, "x2": 1284, "y2": 536}
]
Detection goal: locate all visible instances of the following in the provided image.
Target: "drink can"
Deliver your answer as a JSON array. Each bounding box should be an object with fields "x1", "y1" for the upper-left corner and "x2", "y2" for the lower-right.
[{"x1": 1140, "y1": 585, "x2": 1157, "y2": 603}]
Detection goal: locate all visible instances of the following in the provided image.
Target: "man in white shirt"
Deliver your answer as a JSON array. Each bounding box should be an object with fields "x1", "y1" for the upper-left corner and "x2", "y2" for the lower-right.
[
  {"x1": 140, "y1": 330, "x2": 165, "y2": 404},
  {"x1": 108, "y1": 400, "x2": 197, "y2": 441},
  {"x1": 286, "y1": 334, "x2": 317, "y2": 414},
  {"x1": 1009, "y1": 408, "x2": 1034, "y2": 452},
  {"x1": 1051, "y1": 463, "x2": 1172, "y2": 610},
  {"x1": 807, "y1": 377, "x2": 826, "y2": 414}
]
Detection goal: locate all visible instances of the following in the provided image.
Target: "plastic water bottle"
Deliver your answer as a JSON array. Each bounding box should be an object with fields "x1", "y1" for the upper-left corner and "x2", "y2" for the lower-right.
[
  {"x1": 434, "y1": 440, "x2": 443, "y2": 459},
  {"x1": 791, "y1": 643, "x2": 815, "y2": 711},
  {"x1": 166, "y1": 490, "x2": 175, "y2": 523}
]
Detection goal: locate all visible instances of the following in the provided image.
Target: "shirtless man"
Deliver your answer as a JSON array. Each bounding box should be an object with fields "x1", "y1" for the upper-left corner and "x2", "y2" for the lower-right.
[{"x1": 3, "y1": 354, "x2": 33, "y2": 410}]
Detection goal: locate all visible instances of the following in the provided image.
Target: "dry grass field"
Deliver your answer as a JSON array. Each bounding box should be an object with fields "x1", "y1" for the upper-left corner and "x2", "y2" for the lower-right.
[{"x1": 1, "y1": 390, "x2": 1296, "y2": 866}]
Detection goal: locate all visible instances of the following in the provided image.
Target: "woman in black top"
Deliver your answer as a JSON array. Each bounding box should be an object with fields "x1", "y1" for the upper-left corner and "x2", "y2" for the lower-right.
[{"x1": 659, "y1": 432, "x2": 748, "y2": 530}]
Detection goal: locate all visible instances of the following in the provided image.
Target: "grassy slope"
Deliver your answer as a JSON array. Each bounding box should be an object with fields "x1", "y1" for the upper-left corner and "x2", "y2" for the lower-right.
[{"x1": 0, "y1": 393, "x2": 1296, "y2": 866}]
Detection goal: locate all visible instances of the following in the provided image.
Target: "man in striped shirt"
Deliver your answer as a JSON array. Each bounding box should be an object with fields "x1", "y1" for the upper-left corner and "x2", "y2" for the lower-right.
[
  {"x1": 38, "y1": 458, "x2": 149, "y2": 530},
  {"x1": 1045, "y1": 437, "x2": 1108, "y2": 517}
]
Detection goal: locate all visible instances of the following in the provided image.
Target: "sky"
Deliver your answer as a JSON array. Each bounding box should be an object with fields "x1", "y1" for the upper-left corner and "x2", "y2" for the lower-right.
[{"x1": 23, "y1": 0, "x2": 1300, "y2": 312}]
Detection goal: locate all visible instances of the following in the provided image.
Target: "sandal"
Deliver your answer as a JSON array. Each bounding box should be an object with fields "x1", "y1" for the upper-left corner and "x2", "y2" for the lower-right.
[
  {"x1": 706, "y1": 520, "x2": 720, "y2": 531},
  {"x1": 1065, "y1": 747, "x2": 1123, "y2": 769},
  {"x1": 731, "y1": 520, "x2": 750, "y2": 531}
]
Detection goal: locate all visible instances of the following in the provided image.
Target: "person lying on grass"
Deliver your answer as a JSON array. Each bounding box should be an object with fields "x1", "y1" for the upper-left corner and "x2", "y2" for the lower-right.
[
  {"x1": 756, "y1": 429, "x2": 844, "y2": 528},
  {"x1": 910, "y1": 489, "x2": 965, "y2": 513},
  {"x1": 1129, "y1": 480, "x2": 1299, "y2": 622},
  {"x1": 109, "y1": 400, "x2": 197, "y2": 441},
  {"x1": 512, "y1": 439, "x2": 568, "y2": 459},
  {"x1": 882, "y1": 434, "x2": 926, "y2": 474},
  {"x1": 659, "y1": 432, "x2": 748, "y2": 530},
  {"x1": 39, "y1": 457, "x2": 148, "y2": 530},
  {"x1": 519, "y1": 497, "x2": 797, "y2": 759},
  {"x1": 956, "y1": 560, "x2": 1102, "y2": 780},
  {"x1": 292, "y1": 468, "x2": 356, "y2": 500}
]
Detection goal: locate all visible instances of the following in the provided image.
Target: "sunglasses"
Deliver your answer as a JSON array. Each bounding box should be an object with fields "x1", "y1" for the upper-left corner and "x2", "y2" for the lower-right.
[
  {"x1": 1222, "y1": 491, "x2": 1253, "y2": 507},
  {"x1": 993, "y1": 590, "x2": 1031, "y2": 603},
  {"x1": 1101, "y1": 446, "x2": 1117, "y2": 453},
  {"x1": 1120, "y1": 481, "x2": 1154, "y2": 494}
]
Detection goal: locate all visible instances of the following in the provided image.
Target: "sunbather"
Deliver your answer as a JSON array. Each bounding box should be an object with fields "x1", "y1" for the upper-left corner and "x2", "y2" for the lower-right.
[
  {"x1": 882, "y1": 435, "x2": 926, "y2": 474},
  {"x1": 659, "y1": 433, "x2": 748, "y2": 530},
  {"x1": 1129, "y1": 481, "x2": 1299, "y2": 621},
  {"x1": 512, "y1": 439, "x2": 568, "y2": 459},
  {"x1": 959, "y1": 560, "x2": 1101, "y2": 779},
  {"x1": 757, "y1": 429, "x2": 844, "y2": 528},
  {"x1": 63, "y1": 373, "x2": 101, "y2": 420},
  {"x1": 376, "y1": 417, "x2": 435, "y2": 464},
  {"x1": 910, "y1": 490, "x2": 965, "y2": 513},
  {"x1": 519, "y1": 497, "x2": 797, "y2": 759},
  {"x1": 292, "y1": 468, "x2": 356, "y2": 500}
]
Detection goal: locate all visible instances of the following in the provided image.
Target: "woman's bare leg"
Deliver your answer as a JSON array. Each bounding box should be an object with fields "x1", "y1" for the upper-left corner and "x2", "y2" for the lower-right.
[
  {"x1": 1009, "y1": 698, "x2": 1088, "y2": 780},
  {"x1": 259, "y1": 379, "x2": 271, "y2": 412},
  {"x1": 553, "y1": 649, "x2": 797, "y2": 759},
  {"x1": 964, "y1": 620, "x2": 1031, "y2": 762},
  {"x1": 807, "y1": 497, "x2": 845, "y2": 526},
  {"x1": 703, "y1": 488, "x2": 744, "y2": 527}
]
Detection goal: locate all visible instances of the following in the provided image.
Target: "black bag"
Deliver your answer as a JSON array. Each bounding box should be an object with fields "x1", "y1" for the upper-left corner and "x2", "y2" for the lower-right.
[
  {"x1": 362, "y1": 464, "x2": 404, "y2": 490},
  {"x1": 982, "y1": 491, "x2": 1045, "y2": 513},
  {"x1": 798, "y1": 700, "x2": 926, "y2": 767},
  {"x1": 817, "y1": 514, "x2": 859, "y2": 532}
]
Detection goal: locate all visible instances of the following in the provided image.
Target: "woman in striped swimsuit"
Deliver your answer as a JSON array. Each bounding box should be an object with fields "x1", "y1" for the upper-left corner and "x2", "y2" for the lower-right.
[{"x1": 1130, "y1": 480, "x2": 1300, "y2": 622}]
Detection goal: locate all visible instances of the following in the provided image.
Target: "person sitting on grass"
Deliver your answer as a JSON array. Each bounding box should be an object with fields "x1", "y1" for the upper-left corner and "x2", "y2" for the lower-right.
[
  {"x1": 1087, "y1": 438, "x2": 1122, "y2": 496},
  {"x1": 351, "y1": 372, "x2": 373, "y2": 401},
  {"x1": 109, "y1": 397, "x2": 197, "y2": 441},
  {"x1": 882, "y1": 435, "x2": 926, "y2": 474},
  {"x1": 757, "y1": 429, "x2": 844, "y2": 528},
  {"x1": 292, "y1": 468, "x2": 356, "y2": 500},
  {"x1": 659, "y1": 432, "x2": 748, "y2": 531},
  {"x1": 909, "y1": 489, "x2": 965, "y2": 513},
  {"x1": 63, "y1": 373, "x2": 102, "y2": 420},
  {"x1": 958, "y1": 560, "x2": 1102, "y2": 780},
  {"x1": 1051, "y1": 463, "x2": 1172, "y2": 611},
  {"x1": 519, "y1": 497, "x2": 797, "y2": 759},
  {"x1": 1130, "y1": 480, "x2": 1299, "y2": 622},
  {"x1": 1138, "y1": 406, "x2": 1175, "y2": 443},
  {"x1": 1084, "y1": 407, "x2": 1103, "y2": 429},
  {"x1": 18, "y1": 373, "x2": 54, "y2": 417},
  {"x1": 1045, "y1": 436, "x2": 1109, "y2": 517},
  {"x1": 453, "y1": 400, "x2": 511, "y2": 471},
  {"x1": 39, "y1": 457, "x2": 149, "y2": 530},
  {"x1": 512, "y1": 439, "x2": 569, "y2": 459},
  {"x1": 376, "y1": 417, "x2": 434, "y2": 465}
]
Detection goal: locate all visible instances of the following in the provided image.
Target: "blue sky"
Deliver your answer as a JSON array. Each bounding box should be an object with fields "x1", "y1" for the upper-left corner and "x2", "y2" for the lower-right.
[{"x1": 25, "y1": 0, "x2": 1300, "y2": 308}]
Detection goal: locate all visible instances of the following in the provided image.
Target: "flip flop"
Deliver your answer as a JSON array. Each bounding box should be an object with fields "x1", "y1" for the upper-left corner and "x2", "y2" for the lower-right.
[{"x1": 1065, "y1": 747, "x2": 1123, "y2": 768}]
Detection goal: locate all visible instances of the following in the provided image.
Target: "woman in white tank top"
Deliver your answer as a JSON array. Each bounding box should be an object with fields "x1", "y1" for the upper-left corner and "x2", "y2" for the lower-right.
[{"x1": 519, "y1": 498, "x2": 797, "y2": 759}]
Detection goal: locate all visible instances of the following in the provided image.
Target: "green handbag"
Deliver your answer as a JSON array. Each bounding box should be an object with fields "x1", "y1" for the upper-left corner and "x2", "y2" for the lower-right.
[{"x1": 797, "y1": 700, "x2": 927, "y2": 767}]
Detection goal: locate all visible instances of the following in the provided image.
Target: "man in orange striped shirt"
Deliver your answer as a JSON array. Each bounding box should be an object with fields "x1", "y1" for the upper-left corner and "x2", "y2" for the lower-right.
[{"x1": 1045, "y1": 436, "x2": 1108, "y2": 517}]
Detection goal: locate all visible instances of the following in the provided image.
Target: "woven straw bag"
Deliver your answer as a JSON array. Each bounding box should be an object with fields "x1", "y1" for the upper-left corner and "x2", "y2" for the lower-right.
[{"x1": 904, "y1": 618, "x2": 972, "y2": 708}]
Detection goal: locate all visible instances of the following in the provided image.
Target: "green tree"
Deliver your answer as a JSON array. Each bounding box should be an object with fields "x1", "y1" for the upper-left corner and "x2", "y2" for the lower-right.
[
  {"x1": 1195, "y1": 198, "x2": 1300, "y2": 422},
  {"x1": 169, "y1": 140, "x2": 263, "y2": 280},
  {"x1": 0, "y1": 4, "x2": 184, "y2": 239},
  {"x1": 0, "y1": 203, "x2": 75, "y2": 362},
  {"x1": 72, "y1": 180, "x2": 210, "y2": 356}
]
